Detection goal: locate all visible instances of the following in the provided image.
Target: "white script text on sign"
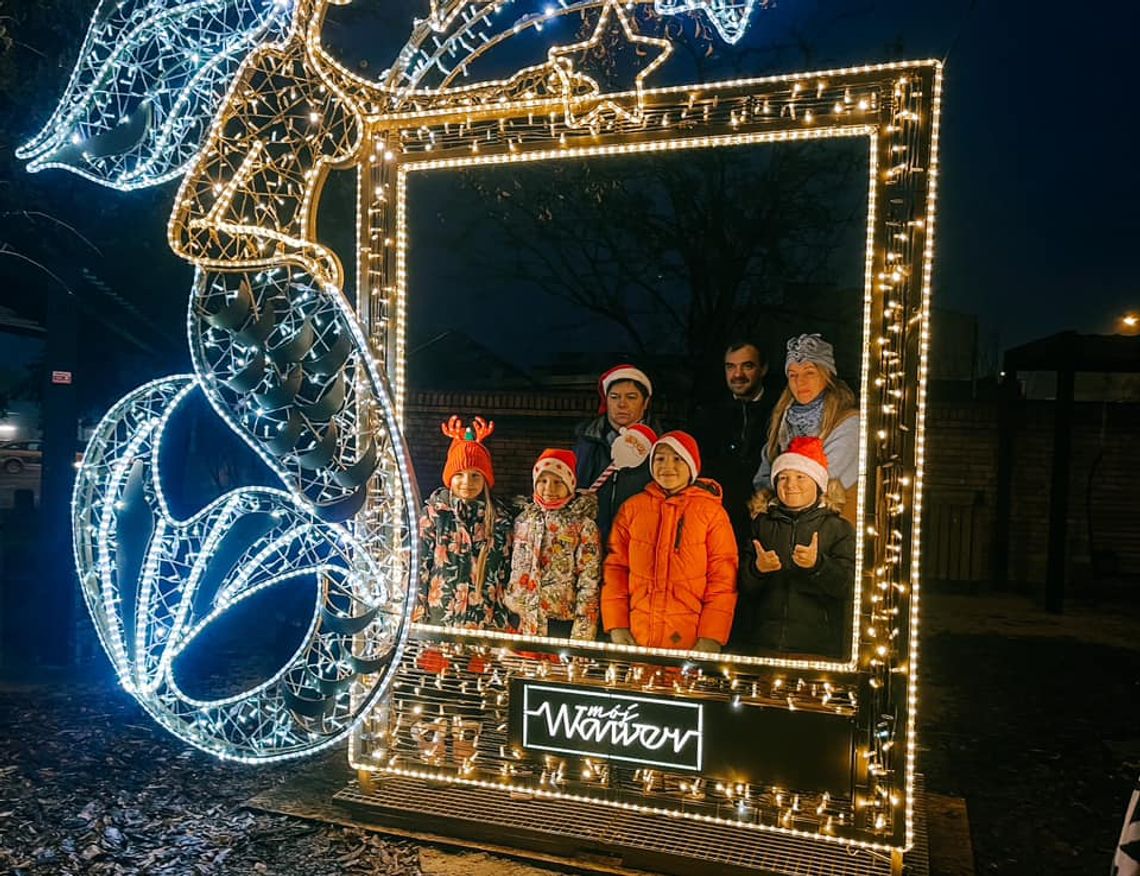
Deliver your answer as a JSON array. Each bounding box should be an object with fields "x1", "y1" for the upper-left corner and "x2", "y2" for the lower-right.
[{"x1": 519, "y1": 682, "x2": 704, "y2": 771}]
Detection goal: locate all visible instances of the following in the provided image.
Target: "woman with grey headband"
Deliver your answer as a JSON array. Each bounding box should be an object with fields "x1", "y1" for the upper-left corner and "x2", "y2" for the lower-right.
[{"x1": 751, "y1": 334, "x2": 860, "y2": 523}]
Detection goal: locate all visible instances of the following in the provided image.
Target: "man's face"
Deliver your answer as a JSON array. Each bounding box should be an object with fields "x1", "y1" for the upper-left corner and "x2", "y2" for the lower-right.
[{"x1": 724, "y1": 345, "x2": 764, "y2": 398}]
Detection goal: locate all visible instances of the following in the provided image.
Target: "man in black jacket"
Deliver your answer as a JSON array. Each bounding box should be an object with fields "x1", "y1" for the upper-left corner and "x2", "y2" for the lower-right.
[{"x1": 693, "y1": 340, "x2": 775, "y2": 548}]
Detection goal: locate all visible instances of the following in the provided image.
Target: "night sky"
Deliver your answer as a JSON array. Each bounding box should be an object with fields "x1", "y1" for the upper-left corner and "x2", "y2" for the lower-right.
[
  {"x1": 722, "y1": 0, "x2": 1138, "y2": 348},
  {"x1": 0, "y1": 0, "x2": 1135, "y2": 395}
]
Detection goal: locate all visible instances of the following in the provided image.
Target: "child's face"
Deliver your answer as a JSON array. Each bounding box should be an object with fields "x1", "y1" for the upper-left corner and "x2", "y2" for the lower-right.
[
  {"x1": 776, "y1": 471, "x2": 819, "y2": 510},
  {"x1": 606, "y1": 380, "x2": 648, "y2": 429},
  {"x1": 450, "y1": 470, "x2": 485, "y2": 501},
  {"x1": 534, "y1": 472, "x2": 571, "y2": 503},
  {"x1": 651, "y1": 445, "x2": 691, "y2": 494}
]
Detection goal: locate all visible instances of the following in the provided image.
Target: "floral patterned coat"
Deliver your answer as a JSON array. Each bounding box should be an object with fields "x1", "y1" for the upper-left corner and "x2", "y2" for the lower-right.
[
  {"x1": 414, "y1": 487, "x2": 514, "y2": 630},
  {"x1": 505, "y1": 492, "x2": 601, "y2": 640}
]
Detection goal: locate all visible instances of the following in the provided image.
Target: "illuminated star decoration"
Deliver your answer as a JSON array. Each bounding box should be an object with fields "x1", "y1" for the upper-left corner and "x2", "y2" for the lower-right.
[
  {"x1": 653, "y1": 0, "x2": 764, "y2": 45},
  {"x1": 548, "y1": 0, "x2": 673, "y2": 129}
]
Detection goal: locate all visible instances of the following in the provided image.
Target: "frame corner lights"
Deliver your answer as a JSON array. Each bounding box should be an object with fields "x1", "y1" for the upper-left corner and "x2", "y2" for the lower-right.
[{"x1": 352, "y1": 58, "x2": 943, "y2": 855}]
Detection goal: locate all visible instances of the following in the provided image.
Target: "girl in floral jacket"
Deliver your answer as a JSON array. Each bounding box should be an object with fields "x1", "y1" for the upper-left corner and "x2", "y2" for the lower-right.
[
  {"x1": 505, "y1": 449, "x2": 601, "y2": 640},
  {"x1": 414, "y1": 417, "x2": 513, "y2": 630}
]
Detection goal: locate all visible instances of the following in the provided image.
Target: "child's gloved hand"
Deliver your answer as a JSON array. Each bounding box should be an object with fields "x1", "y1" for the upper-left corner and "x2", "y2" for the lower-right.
[
  {"x1": 753, "y1": 539, "x2": 782, "y2": 573},
  {"x1": 609, "y1": 628, "x2": 637, "y2": 646},
  {"x1": 792, "y1": 532, "x2": 820, "y2": 569},
  {"x1": 693, "y1": 638, "x2": 720, "y2": 653}
]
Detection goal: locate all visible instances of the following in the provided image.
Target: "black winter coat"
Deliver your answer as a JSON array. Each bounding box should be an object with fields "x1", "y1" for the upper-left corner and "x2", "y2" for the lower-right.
[
  {"x1": 573, "y1": 415, "x2": 656, "y2": 546},
  {"x1": 734, "y1": 501, "x2": 855, "y2": 659},
  {"x1": 692, "y1": 391, "x2": 775, "y2": 549}
]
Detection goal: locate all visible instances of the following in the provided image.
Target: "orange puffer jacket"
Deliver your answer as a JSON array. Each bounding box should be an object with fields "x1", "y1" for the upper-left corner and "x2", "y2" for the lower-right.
[{"x1": 602, "y1": 479, "x2": 739, "y2": 649}]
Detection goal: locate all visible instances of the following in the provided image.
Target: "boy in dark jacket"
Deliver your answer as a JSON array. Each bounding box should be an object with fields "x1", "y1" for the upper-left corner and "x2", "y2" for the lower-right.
[{"x1": 736, "y1": 436, "x2": 854, "y2": 659}]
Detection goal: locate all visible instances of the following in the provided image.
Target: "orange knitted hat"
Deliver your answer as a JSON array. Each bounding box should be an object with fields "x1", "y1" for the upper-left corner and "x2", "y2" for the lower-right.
[{"x1": 441, "y1": 416, "x2": 495, "y2": 489}]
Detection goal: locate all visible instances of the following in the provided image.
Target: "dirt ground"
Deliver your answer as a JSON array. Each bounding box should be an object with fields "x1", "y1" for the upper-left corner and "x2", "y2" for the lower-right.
[{"x1": 0, "y1": 591, "x2": 1137, "y2": 875}]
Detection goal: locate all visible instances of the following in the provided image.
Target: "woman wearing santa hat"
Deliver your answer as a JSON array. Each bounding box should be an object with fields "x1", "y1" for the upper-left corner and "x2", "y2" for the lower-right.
[{"x1": 572, "y1": 363, "x2": 661, "y2": 543}]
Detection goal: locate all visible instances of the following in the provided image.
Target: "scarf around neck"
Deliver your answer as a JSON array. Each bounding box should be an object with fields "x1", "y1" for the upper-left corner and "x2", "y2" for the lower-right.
[
  {"x1": 779, "y1": 391, "x2": 827, "y2": 449},
  {"x1": 534, "y1": 492, "x2": 572, "y2": 511}
]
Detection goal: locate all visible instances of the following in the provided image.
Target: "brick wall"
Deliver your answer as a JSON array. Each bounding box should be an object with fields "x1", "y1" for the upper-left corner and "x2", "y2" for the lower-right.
[
  {"x1": 407, "y1": 389, "x2": 1140, "y2": 585},
  {"x1": 921, "y1": 401, "x2": 1000, "y2": 583},
  {"x1": 405, "y1": 390, "x2": 688, "y2": 497},
  {"x1": 1006, "y1": 401, "x2": 1139, "y2": 583}
]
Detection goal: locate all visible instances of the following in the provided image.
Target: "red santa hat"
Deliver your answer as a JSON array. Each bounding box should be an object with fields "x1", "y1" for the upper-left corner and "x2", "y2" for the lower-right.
[
  {"x1": 532, "y1": 448, "x2": 577, "y2": 492},
  {"x1": 597, "y1": 364, "x2": 653, "y2": 414},
  {"x1": 652, "y1": 430, "x2": 702, "y2": 485},
  {"x1": 771, "y1": 436, "x2": 829, "y2": 494},
  {"x1": 441, "y1": 416, "x2": 495, "y2": 489}
]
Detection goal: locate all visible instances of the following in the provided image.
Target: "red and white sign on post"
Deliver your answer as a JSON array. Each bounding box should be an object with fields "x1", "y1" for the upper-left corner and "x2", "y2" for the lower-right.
[{"x1": 51, "y1": 370, "x2": 73, "y2": 385}]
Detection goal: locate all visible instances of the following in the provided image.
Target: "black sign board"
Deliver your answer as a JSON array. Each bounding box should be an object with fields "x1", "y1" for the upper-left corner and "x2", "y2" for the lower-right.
[
  {"x1": 517, "y1": 681, "x2": 704, "y2": 771},
  {"x1": 509, "y1": 679, "x2": 856, "y2": 797}
]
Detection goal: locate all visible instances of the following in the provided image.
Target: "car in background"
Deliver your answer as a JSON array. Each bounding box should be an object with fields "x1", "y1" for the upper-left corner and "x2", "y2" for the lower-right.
[{"x1": 0, "y1": 440, "x2": 43, "y2": 473}]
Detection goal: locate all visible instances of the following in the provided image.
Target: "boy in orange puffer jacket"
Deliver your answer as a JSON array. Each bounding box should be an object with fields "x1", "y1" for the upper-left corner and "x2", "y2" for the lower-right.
[{"x1": 602, "y1": 431, "x2": 739, "y2": 652}]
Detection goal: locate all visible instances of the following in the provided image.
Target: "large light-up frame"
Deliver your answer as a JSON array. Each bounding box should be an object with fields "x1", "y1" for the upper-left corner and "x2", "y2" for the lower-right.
[
  {"x1": 350, "y1": 48, "x2": 942, "y2": 854},
  {"x1": 23, "y1": 0, "x2": 940, "y2": 856}
]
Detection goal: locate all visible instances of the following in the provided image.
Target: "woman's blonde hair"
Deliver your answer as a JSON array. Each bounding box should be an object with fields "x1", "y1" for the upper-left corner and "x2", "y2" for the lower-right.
[{"x1": 766, "y1": 371, "x2": 857, "y2": 464}]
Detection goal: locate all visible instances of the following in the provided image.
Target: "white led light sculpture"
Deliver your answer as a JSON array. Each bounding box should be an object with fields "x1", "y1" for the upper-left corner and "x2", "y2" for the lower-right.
[
  {"x1": 72, "y1": 376, "x2": 410, "y2": 761},
  {"x1": 17, "y1": 0, "x2": 295, "y2": 190},
  {"x1": 654, "y1": 0, "x2": 764, "y2": 44}
]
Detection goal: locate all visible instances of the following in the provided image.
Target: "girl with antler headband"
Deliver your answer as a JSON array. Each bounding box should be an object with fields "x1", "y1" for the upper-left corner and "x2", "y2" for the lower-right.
[{"x1": 414, "y1": 417, "x2": 514, "y2": 630}]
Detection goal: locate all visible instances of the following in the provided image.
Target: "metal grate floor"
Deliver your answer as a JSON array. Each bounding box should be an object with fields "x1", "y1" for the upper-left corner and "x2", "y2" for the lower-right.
[{"x1": 335, "y1": 776, "x2": 930, "y2": 876}]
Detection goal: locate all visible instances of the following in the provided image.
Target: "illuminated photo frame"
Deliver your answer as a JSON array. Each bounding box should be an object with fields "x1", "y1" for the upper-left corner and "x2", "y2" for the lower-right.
[
  {"x1": 352, "y1": 58, "x2": 943, "y2": 855},
  {"x1": 18, "y1": 0, "x2": 941, "y2": 857}
]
